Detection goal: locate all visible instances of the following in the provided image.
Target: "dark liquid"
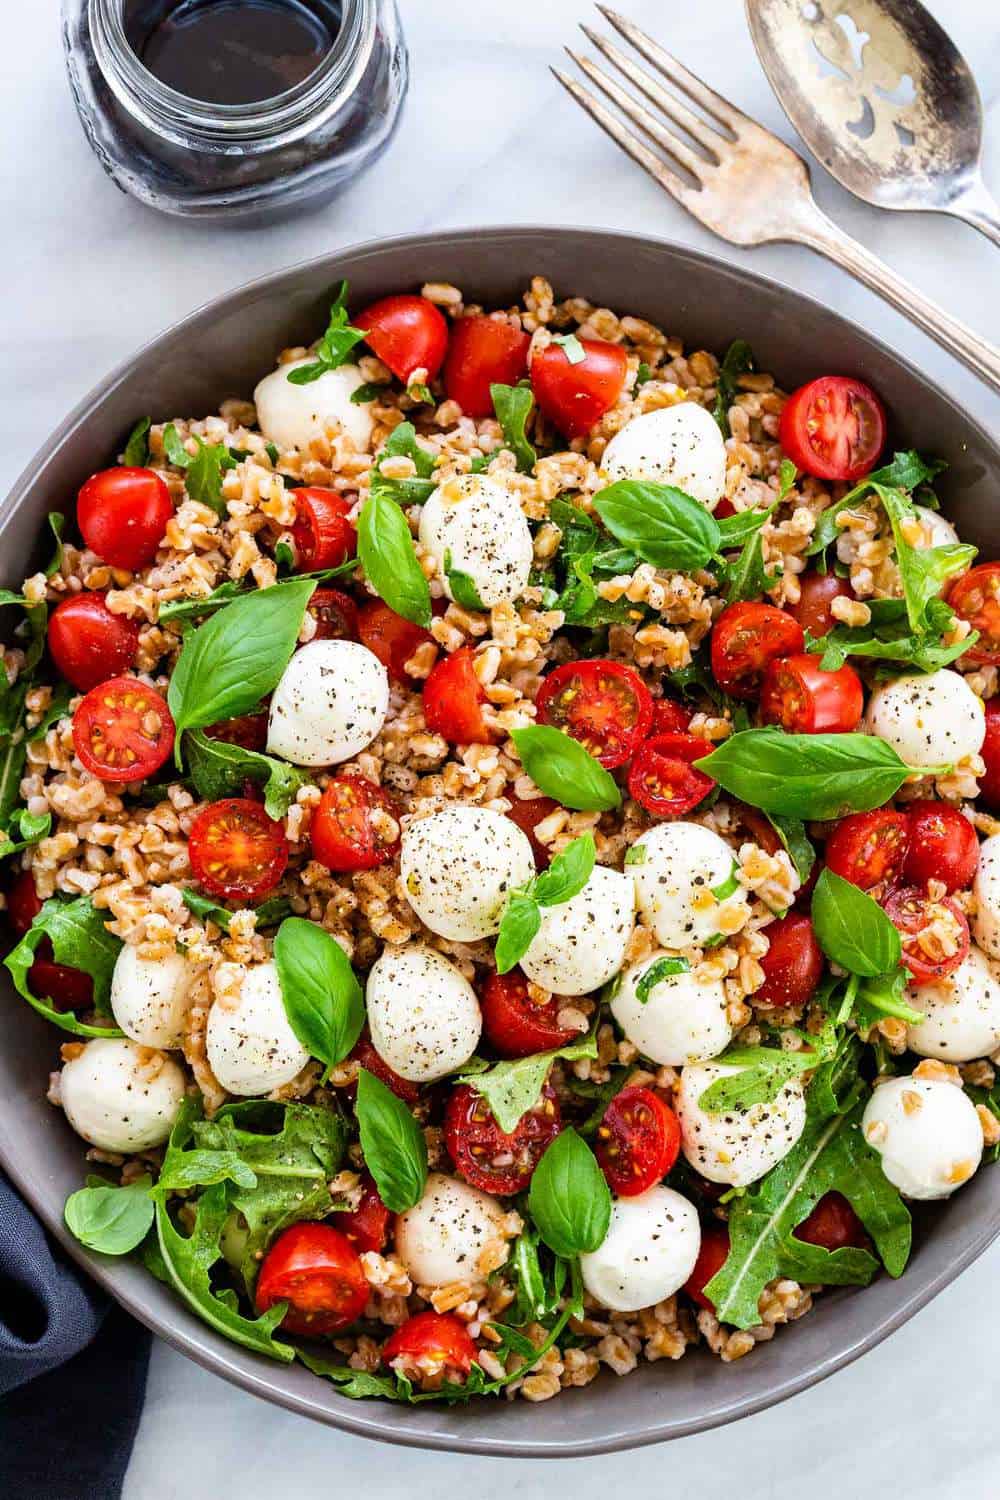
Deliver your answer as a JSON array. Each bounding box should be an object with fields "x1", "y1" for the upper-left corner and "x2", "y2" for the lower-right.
[{"x1": 125, "y1": 0, "x2": 343, "y2": 106}]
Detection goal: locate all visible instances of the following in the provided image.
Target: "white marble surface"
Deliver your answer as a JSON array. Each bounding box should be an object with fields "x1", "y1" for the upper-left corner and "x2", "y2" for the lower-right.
[{"x1": 3, "y1": 0, "x2": 1000, "y2": 1494}]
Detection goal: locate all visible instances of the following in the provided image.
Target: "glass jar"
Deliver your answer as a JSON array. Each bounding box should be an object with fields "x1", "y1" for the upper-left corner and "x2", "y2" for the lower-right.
[{"x1": 61, "y1": 0, "x2": 408, "y2": 223}]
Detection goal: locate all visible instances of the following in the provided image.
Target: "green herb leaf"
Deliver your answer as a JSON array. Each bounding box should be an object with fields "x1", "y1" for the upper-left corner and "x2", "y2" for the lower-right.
[
  {"x1": 698, "y1": 1029, "x2": 833, "y2": 1112},
  {"x1": 460, "y1": 1029, "x2": 599, "y2": 1133},
  {"x1": 443, "y1": 550, "x2": 486, "y2": 611},
  {"x1": 158, "y1": 580, "x2": 248, "y2": 624},
  {"x1": 512, "y1": 725, "x2": 621, "y2": 812},
  {"x1": 533, "y1": 832, "x2": 596, "y2": 906},
  {"x1": 180, "y1": 889, "x2": 292, "y2": 933},
  {"x1": 808, "y1": 596, "x2": 972, "y2": 675},
  {"x1": 594, "y1": 481, "x2": 720, "y2": 571},
  {"x1": 45, "y1": 513, "x2": 66, "y2": 577},
  {"x1": 274, "y1": 918, "x2": 364, "y2": 1073},
  {"x1": 350, "y1": 382, "x2": 390, "y2": 405},
  {"x1": 635, "y1": 954, "x2": 690, "y2": 1004},
  {"x1": 355, "y1": 1068, "x2": 427, "y2": 1213},
  {"x1": 763, "y1": 812, "x2": 816, "y2": 883},
  {"x1": 552, "y1": 333, "x2": 586, "y2": 365},
  {"x1": 184, "y1": 729, "x2": 310, "y2": 821},
  {"x1": 723, "y1": 519, "x2": 780, "y2": 604},
  {"x1": 5, "y1": 896, "x2": 123, "y2": 1036},
  {"x1": 183, "y1": 436, "x2": 238, "y2": 516},
  {"x1": 490, "y1": 383, "x2": 537, "y2": 472},
  {"x1": 635, "y1": 362, "x2": 653, "y2": 388},
  {"x1": 357, "y1": 491, "x2": 432, "y2": 628},
  {"x1": 853, "y1": 968, "x2": 925, "y2": 1028},
  {"x1": 123, "y1": 417, "x2": 151, "y2": 467},
  {"x1": 778, "y1": 459, "x2": 798, "y2": 500},
  {"x1": 162, "y1": 423, "x2": 191, "y2": 469},
  {"x1": 713, "y1": 340, "x2": 755, "y2": 436},
  {"x1": 811, "y1": 868, "x2": 901, "y2": 977},
  {"x1": 65, "y1": 1177, "x2": 154, "y2": 1255},
  {"x1": 494, "y1": 890, "x2": 542, "y2": 975},
  {"x1": 528, "y1": 1128, "x2": 611, "y2": 1258},
  {"x1": 805, "y1": 451, "x2": 947, "y2": 559},
  {"x1": 286, "y1": 282, "x2": 365, "y2": 384}
]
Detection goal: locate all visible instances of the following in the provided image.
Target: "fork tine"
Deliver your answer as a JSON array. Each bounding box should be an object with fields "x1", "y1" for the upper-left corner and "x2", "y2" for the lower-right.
[
  {"x1": 567, "y1": 50, "x2": 709, "y2": 182},
  {"x1": 579, "y1": 25, "x2": 724, "y2": 158},
  {"x1": 550, "y1": 67, "x2": 697, "y2": 208},
  {"x1": 595, "y1": 5, "x2": 748, "y2": 134}
]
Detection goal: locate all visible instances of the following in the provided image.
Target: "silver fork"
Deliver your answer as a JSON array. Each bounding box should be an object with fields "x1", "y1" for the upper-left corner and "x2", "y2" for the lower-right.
[{"x1": 554, "y1": 7, "x2": 1000, "y2": 391}]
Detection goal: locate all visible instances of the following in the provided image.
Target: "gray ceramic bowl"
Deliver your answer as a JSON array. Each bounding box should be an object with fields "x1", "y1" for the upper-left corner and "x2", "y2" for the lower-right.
[{"x1": 2, "y1": 227, "x2": 999, "y2": 1456}]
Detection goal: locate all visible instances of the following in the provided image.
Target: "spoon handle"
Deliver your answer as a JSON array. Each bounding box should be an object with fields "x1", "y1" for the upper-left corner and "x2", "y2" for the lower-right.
[{"x1": 949, "y1": 178, "x2": 1000, "y2": 252}]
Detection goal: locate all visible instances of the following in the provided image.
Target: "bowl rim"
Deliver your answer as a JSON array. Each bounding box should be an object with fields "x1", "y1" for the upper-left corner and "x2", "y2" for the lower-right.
[{"x1": 3, "y1": 222, "x2": 999, "y2": 1456}]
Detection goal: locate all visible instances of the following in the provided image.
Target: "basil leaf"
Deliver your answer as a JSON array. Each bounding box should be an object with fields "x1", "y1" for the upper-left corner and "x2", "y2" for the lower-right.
[
  {"x1": 811, "y1": 868, "x2": 901, "y2": 978},
  {"x1": 460, "y1": 1028, "x2": 598, "y2": 1133},
  {"x1": 274, "y1": 918, "x2": 364, "y2": 1072},
  {"x1": 763, "y1": 812, "x2": 816, "y2": 883},
  {"x1": 5, "y1": 896, "x2": 123, "y2": 1035},
  {"x1": 158, "y1": 580, "x2": 247, "y2": 624},
  {"x1": 778, "y1": 459, "x2": 798, "y2": 499},
  {"x1": 355, "y1": 1067, "x2": 427, "y2": 1213},
  {"x1": 184, "y1": 729, "x2": 310, "y2": 821},
  {"x1": 357, "y1": 491, "x2": 432, "y2": 628},
  {"x1": 512, "y1": 725, "x2": 621, "y2": 812},
  {"x1": 162, "y1": 423, "x2": 191, "y2": 468},
  {"x1": 184, "y1": 436, "x2": 238, "y2": 516},
  {"x1": 853, "y1": 969, "x2": 924, "y2": 1028},
  {"x1": 286, "y1": 281, "x2": 365, "y2": 384},
  {"x1": 635, "y1": 954, "x2": 690, "y2": 1004},
  {"x1": 532, "y1": 833, "x2": 595, "y2": 906},
  {"x1": 65, "y1": 1176, "x2": 154, "y2": 1255},
  {"x1": 716, "y1": 506, "x2": 773, "y2": 550},
  {"x1": 123, "y1": 416, "x2": 151, "y2": 467},
  {"x1": 528, "y1": 1128, "x2": 611, "y2": 1258},
  {"x1": 495, "y1": 891, "x2": 542, "y2": 976},
  {"x1": 181, "y1": 889, "x2": 292, "y2": 933},
  {"x1": 379, "y1": 420, "x2": 437, "y2": 477},
  {"x1": 443, "y1": 550, "x2": 486, "y2": 611},
  {"x1": 351, "y1": 382, "x2": 390, "y2": 405},
  {"x1": 490, "y1": 383, "x2": 536, "y2": 472},
  {"x1": 635, "y1": 362, "x2": 653, "y2": 388},
  {"x1": 552, "y1": 333, "x2": 586, "y2": 365},
  {"x1": 45, "y1": 513, "x2": 66, "y2": 577},
  {"x1": 594, "y1": 481, "x2": 720, "y2": 571},
  {"x1": 713, "y1": 340, "x2": 755, "y2": 435}
]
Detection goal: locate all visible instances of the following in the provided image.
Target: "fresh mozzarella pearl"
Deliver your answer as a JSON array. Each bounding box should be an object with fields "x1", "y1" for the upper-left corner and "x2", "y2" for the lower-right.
[
  {"x1": 580, "y1": 1187, "x2": 701, "y2": 1312},
  {"x1": 110, "y1": 945, "x2": 194, "y2": 1049},
  {"x1": 677, "y1": 1063, "x2": 807, "y2": 1186},
  {"x1": 972, "y1": 834, "x2": 1000, "y2": 960},
  {"x1": 611, "y1": 952, "x2": 732, "y2": 1066},
  {"x1": 400, "y1": 805, "x2": 534, "y2": 941},
  {"x1": 60, "y1": 1038, "x2": 185, "y2": 1152},
  {"x1": 630, "y1": 822, "x2": 747, "y2": 950},
  {"x1": 418, "y1": 473, "x2": 533, "y2": 608},
  {"x1": 206, "y1": 962, "x2": 309, "y2": 1096},
  {"x1": 914, "y1": 505, "x2": 959, "y2": 552},
  {"x1": 266, "y1": 638, "x2": 389, "y2": 768},
  {"x1": 905, "y1": 945, "x2": 1000, "y2": 1062},
  {"x1": 366, "y1": 944, "x2": 481, "y2": 1082},
  {"x1": 862, "y1": 1075, "x2": 983, "y2": 1199},
  {"x1": 520, "y1": 865, "x2": 635, "y2": 996},
  {"x1": 395, "y1": 1172, "x2": 509, "y2": 1286},
  {"x1": 865, "y1": 670, "x2": 985, "y2": 768},
  {"x1": 253, "y1": 358, "x2": 373, "y2": 453},
  {"x1": 601, "y1": 403, "x2": 727, "y2": 510}
]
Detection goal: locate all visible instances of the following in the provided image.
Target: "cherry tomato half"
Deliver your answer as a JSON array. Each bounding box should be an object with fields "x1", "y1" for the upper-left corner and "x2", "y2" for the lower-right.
[
  {"x1": 596, "y1": 1086, "x2": 680, "y2": 1197},
  {"x1": 349, "y1": 1031, "x2": 421, "y2": 1105},
  {"x1": 358, "y1": 600, "x2": 433, "y2": 682},
  {"x1": 480, "y1": 970, "x2": 576, "y2": 1058},
  {"x1": 794, "y1": 1191, "x2": 870, "y2": 1254},
  {"x1": 787, "y1": 571, "x2": 856, "y2": 640},
  {"x1": 946, "y1": 562, "x2": 1000, "y2": 665},
  {"x1": 47, "y1": 594, "x2": 140, "y2": 693},
  {"x1": 337, "y1": 1173, "x2": 390, "y2": 1254},
  {"x1": 255, "y1": 1222, "x2": 369, "y2": 1338},
  {"x1": 650, "y1": 699, "x2": 693, "y2": 734},
  {"x1": 530, "y1": 338, "x2": 628, "y2": 439},
  {"x1": 684, "y1": 1226, "x2": 730, "y2": 1312},
  {"x1": 710, "y1": 602, "x2": 804, "y2": 701},
  {"x1": 824, "y1": 809, "x2": 909, "y2": 891},
  {"x1": 6, "y1": 870, "x2": 94, "y2": 1012},
  {"x1": 504, "y1": 792, "x2": 558, "y2": 868},
  {"x1": 382, "y1": 1312, "x2": 478, "y2": 1378},
  {"x1": 902, "y1": 801, "x2": 979, "y2": 893},
  {"x1": 77, "y1": 467, "x2": 173, "y2": 572},
  {"x1": 308, "y1": 587, "x2": 359, "y2": 641},
  {"x1": 778, "y1": 376, "x2": 886, "y2": 483},
  {"x1": 422, "y1": 647, "x2": 492, "y2": 744},
  {"x1": 203, "y1": 711, "x2": 269, "y2": 753},
  {"x1": 444, "y1": 1082, "x2": 561, "y2": 1195},
  {"x1": 292, "y1": 489, "x2": 356, "y2": 573},
  {"x1": 760, "y1": 653, "x2": 863, "y2": 735},
  {"x1": 627, "y1": 732, "x2": 715, "y2": 819},
  {"x1": 756, "y1": 913, "x2": 824, "y2": 1010},
  {"x1": 356, "y1": 294, "x2": 449, "y2": 386},
  {"x1": 881, "y1": 884, "x2": 970, "y2": 985},
  {"x1": 188, "y1": 797, "x2": 288, "y2": 902},
  {"x1": 536, "y1": 659, "x2": 653, "y2": 769},
  {"x1": 443, "y1": 316, "x2": 531, "y2": 419},
  {"x1": 72, "y1": 676, "x2": 175, "y2": 783},
  {"x1": 979, "y1": 699, "x2": 1000, "y2": 811},
  {"x1": 311, "y1": 775, "x2": 401, "y2": 873}
]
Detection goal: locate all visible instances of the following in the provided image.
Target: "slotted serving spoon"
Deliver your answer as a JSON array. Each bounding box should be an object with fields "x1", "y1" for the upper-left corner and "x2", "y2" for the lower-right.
[{"x1": 746, "y1": 0, "x2": 1000, "y2": 246}]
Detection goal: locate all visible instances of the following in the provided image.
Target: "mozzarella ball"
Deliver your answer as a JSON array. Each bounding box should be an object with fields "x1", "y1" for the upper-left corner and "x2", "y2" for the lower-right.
[
  {"x1": 418, "y1": 473, "x2": 533, "y2": 608},
  {"x1": 400, "y1": 805, "x2": 534, "y2": 941},
  {"x1": 914, "y1": 505, "x2": 960, "y2": 553},
  {"x1": 905, "y1": 945, "x2": 1000, "y2": 1062},
  {"x1": 395, "y1": 1173, "x2": 509, "y2": 1286},
  {"x1": 677, "y1": 1063, "x2": 807, "y2": 1186},
  {"x1": 972, "y1": 834, "x2": 1000, "y2": 960},
  {"x1": 631, "y1": 822, "x2": 748, "y2": 950},
  {"x1": 865, "y1": 670, "x2": 985, "y2": 768},
  {"x1": 601, "y1": 403, "x2": 726, "y2": 510},
  {"x1": 862, "y1": 1075, "x2": 983, "y2": 1199},
  {"x1": 60, "y1": 1038, "x2": 185, "y2": 1152},
  {"x1": 611, "y1": 952, "x2": 732, "y2": 1066},
  {"x1": 580, "y1": 1187, "x2": 701, "y2": 1312},
  {"x1": 266, "y1": 638, "x2": 389, "y2": 767},
  {"x1": 253, "y1": 358, "x2": 374, "y2": 454},
  {"x1": 366, "y1": 944, "x2": 481, "y2": 1082},
  {"x1": 110, "y1": 945, "x2": 194, "y2": 1050},
  {"x1": 206, "y1": 962, "x2": 309, "y2": 1096},
  {"x1": 520, "y1": 865, "x2": 635, "y2": 996}
]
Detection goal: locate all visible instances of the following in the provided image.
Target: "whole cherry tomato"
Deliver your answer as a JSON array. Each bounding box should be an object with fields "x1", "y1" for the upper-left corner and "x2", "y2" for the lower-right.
[
  {"x1": 292, "y1": 489, "x2": 356, "y2": 572},
  {"x1": 595, "y1": 1086, "x2": 681, "y2": 1197},
  {"x1": 382, "y1": 1312, "x2": 478, "y2": 1378},
  {"x1": 188, "y1": 797, "x2": 288, "y2": 901},
  {"x1": 824, "y1": 809, "x2": 909, "y2": 890},
  {"x1": 760, "y1": 653, "x2": 863, "y2": 734},
  {"x1": 530, "y1": 338, "x2": 628, "y2": 439},
  {"x1": 47, "y1": 594, "x2": 140, "y2": 692},
  {"x1": 794, "y1": 1191, "x2": 870, "y2": 1253},
  {"x1": 77, "y1": 467, "x2": 173, "y2": 571},
  {"x1": 503, "y1": 793, "x2": 559, "y2": 868},
  {"x1": 356, "y1": 294, "x2": 449, "y2": 386},
  {"x1": 684, "y1": 1226, "x2": 730, "y2": 1312},
  {"x1": 311, "y1": 775, "x2": 401, "y2": 873},
  {"x1": 308, "y1": 587, "x2": 359, "y2": 641},
  {"x1": 946, "y1": 562, "x2": 1000, "y2": 665},
  {"x1": 881, "y1": 884, "x2": 970, "y2": 985},
  {"x1": 422, "y1": 647, "x2": 492, "y2": 743},
  {"x1": 255, "y1": 1222, "x2": 368, "y2": 1337},
  {"x1": 72, "y1": 677, "x2": 175, "y2": 783},
  {"x1": 443, "y1": 316, "x2": 531, "y2": 418},
  {"x1": 336, "y1": 1173, "x2": 390, "y2": 1254},
  {"x1": 755, "y1": 913, "x2": 824, "y2": 1009},
  {"x1": 444, "y1": 1082, "x2": 561, "y2": 1195},
  {"x1": 710, "y1": 602, "x2": 804, "y2": 700},
  {"x1": 627, "y1": 732, "x2": 715, "y2": 819},
  {"x1": 536, "y1": 658, "x2": 652, "y2": 769},
  {"x1": 778, "y1": 376, "x2": 886, "y2": 483},
  {"x1": 349, "y1": 1030, "x2": 421, "y2": 1105},
  {"x1": 480, "y1": 970, "x2": 577, "y2": 1058},
  {"x1": 902, "y1": 801, "x2": 979, "y2": 893},
  {"x1": 358, "y1": 600, "x2": 433, "y2": 682},
  {"x1": 979, "y1": 698, "x2": 1000, "y2": 811},
  {"x1": 787, "y1": 571, "x2": 856, "y2": 639},
  {"x1": 6, "y1": 869, "x2": 94, "y2": 1012},
  {"x1": 203, "y1": 711, "x2": 269, "y2": 753}
]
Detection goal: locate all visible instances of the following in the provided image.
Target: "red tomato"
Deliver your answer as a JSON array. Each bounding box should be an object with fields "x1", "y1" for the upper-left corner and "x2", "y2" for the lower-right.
[
  {"x1": 292, "y1": 489, "x2": 356, "y2": 572},
  {"x1": 444, "y1": 1082, "x2": 561, "y2": 1195},
  {"x1": 337, "y1": 1174, "x2": 390, "y2": 1254},
  {"x1": 72, "y1": 677, "x2": 175, "y2": 783},
  {"x1": 650, "y1": 699, "x2": 693, "y2": 734},
  {"x1": 756, "y1": 913, "x2": 824, "y2": 1009},
  {"x1": 6, "y1": 868, "x2": 43, "y2": 936},
  {"x1": 825, "y1": 809, "x2": 909, "y2": 890},
  {"x1": 255, "y1": 1222, "x2": 368, "y2": 1337},
  {"x1": 530, "y1": 338, "x2": 628, "y2": 439},
  {"x1": 710, "y1": 602, "x2": 804, "y2": 700},
  {"x1": 946, "y1": 562, "x2": 1000, "y2": 665},
  {"x1": 311, "y1": 775, "x2": 400, "y2": 872},
  {"x1": 382, "y1": 1311, "x2": 478, "y2": 1378},
  {"x1": 882, "y1": 884, "x2": 970, "y2": 984},
  {"x1": 536, "y1": 659, "x2": 652, "y2": 769},
  {"x1": 714, "y1": 498, "x2": 737, "y2": 520},
  {"x1": 203, "y1": 711, "x2": 269, "y2": 752},
  {"x1": 627, "y1": 732, "x2": 715, "y2": 819},
  {"x1": 6, "y1": 870, "x2": 94, "y2": 1012},
  {"x1": 77, "y1": 467, "x2": 173, "y2": 571},
  {"x1": 685, "y1": 1226, "x2": 730, "y2": 1312},
  {"x1": 760, "y1": 653, "x2": 863, "y2": 734},
  {"x1": 504, "y1": 793, "x2": 559, "y2": 868},
  {"x1": 979, "y1": 699, "x2": 1000, "y2": 810},
  {"x1": 902, "y1": 801, "x2": 979, "y2": 893},
  {"x1": 47, "y1": 594, "x2": 140, "y2": 692},
  {"x1": 349, "y1": 1031, "x2": 421, "y2": 1105},
  {"x1": 188, "y1": 797, "x2": 288, "y2": 901},
  {"x1": 308, "y1": 587, "x2": 359, "y2": 641},
  {"x1": 794, "y1": 1191, "x2": 869, "y2": 1253},
  {"x1": 787, "y1": 571, "x2": 856, "y2": 639},
  {"x1": 357, "y1": 600, "x2": 433, "y2": 682},
  {"x1": 443, "y1": 316, "x2": 531, "y2": 419},
  {"x1": 480, "y1": 970, "x2": 576, "y2": 1058},
  {"x1": 422, "y1": 648, "x2": 492, "y2": 743},
  {"x1": 738, "y1": 805, "x2": 782, "y2": 856},
  {"x1": 778, "y1": 376, "x2": 886, "y2": 483},
  {"x1": 596, "y1": 1086, "x2": 680, "y2": 1197},
  {"x1": 356, "y1": 294, "x2": 449, "y2": 386}
]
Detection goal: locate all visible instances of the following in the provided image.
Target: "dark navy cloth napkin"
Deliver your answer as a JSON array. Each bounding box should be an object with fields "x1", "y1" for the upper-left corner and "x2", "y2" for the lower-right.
[{"x1": 0, "y1": 1172, "x2": 150, "y2": 1499}]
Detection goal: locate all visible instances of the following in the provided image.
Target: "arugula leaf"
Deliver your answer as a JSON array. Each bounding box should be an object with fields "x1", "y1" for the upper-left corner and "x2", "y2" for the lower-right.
[
  {"x1": 777, "y1": 459, "x2": 798, "y2": 500},
  {"x1": 286, "y1": 282, "x2": 365, "y2": 385},
  {"x1": 875, "y1": 483, "x2": 975, "y2": 637},
  {"x1": 852, "y1": 968, "x2": 924, "y2": 1029},
  {"x1": 698, "y1": 1029, "x2": 833, "y2": 1112},
  {"x1": 366, "y1": 421, "x2": 439, "y2": 509},
  {"x1": 65, "y1": 1176, "x2": 154, "y2": 1255},
  {"x1": 716, "y1": 506, "x2": 774, "y2": 551},
  {"x1": 355, "y1": 1068, "x2": 427, "y2": 1213},
  {"x1": 713, "y1": 340, "x2": 755, "y2": 436},
  {"x1": 490, "y1": 384, "x2": 537, "y2": 472},
  {"x1": 5, "y1": 896, "x2": 123, "y2": 1036},
  {"x1": 809, "y1": 597, "x2": 972, "y2": 675},
  {"x1": 635, "y1": 954, "x2": 690, "y2": 1004},
  {"x1": 505, "y1": 1223, "x2": 569, "y2": 1324},
  {"x1": 805, "y1": 451, "x2": 947, "y2": 560},
  {"x1": 811, "y1": 869, "x2": 901, "y2": 977},
  {"x1": 461, "y1": 1028, "x2": 598, "y2": 1133},
  {"x1": 184, "y1": 437, "x2": 238, "y2": 516},
  {"x1": 594, "y1": 481, "x2": 720, "y2": 571},
  {"x1": 181, "y1": 888, "x2": 291, "y2": 932},
  {"x1": 721, "y1": 504, "x2": 781, "y2": 603},
  {"x1": 152, "y1": 1098, "x2": 258, "y2": 1200},
  {"x1": 528, "y1": 1129, "x2": 611, "y2": 1257},
  {"x1": 273, "y1": 918, "x2": 364, "y2": 1075},
  {"x1": 158, "y1": 580, "x2": 248, "y2": 624},
  {"x1": 512, "y1": 725, "x2": 621, "y2": 812},
  {"x1": 546, "y1": 498, "x2": 636, "y2": 628},
  {"x1": 0, "y1": 807, "x2": 52, "y2": 860},
  {"x1": 184, "y1": 729, "x2": 310, "y2": 821},
  {"x1": 495, "y1": 834, "x2": 596, "y2": 974},
  {"x1": 45, "y1": 513, "x2": 66, "y2": 578},
  {"x1": 122, "y1": 417, "x2": 151, "y2": 467},
  {"x1": 357, "y1": 491, "x2": 432, "y2": 628}
]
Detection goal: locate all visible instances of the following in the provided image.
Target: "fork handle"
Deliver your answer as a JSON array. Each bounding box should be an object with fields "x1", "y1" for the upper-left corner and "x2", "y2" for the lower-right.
[{"x1": 792, "y1": 210, "x2": 1000, "y2": 393}]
